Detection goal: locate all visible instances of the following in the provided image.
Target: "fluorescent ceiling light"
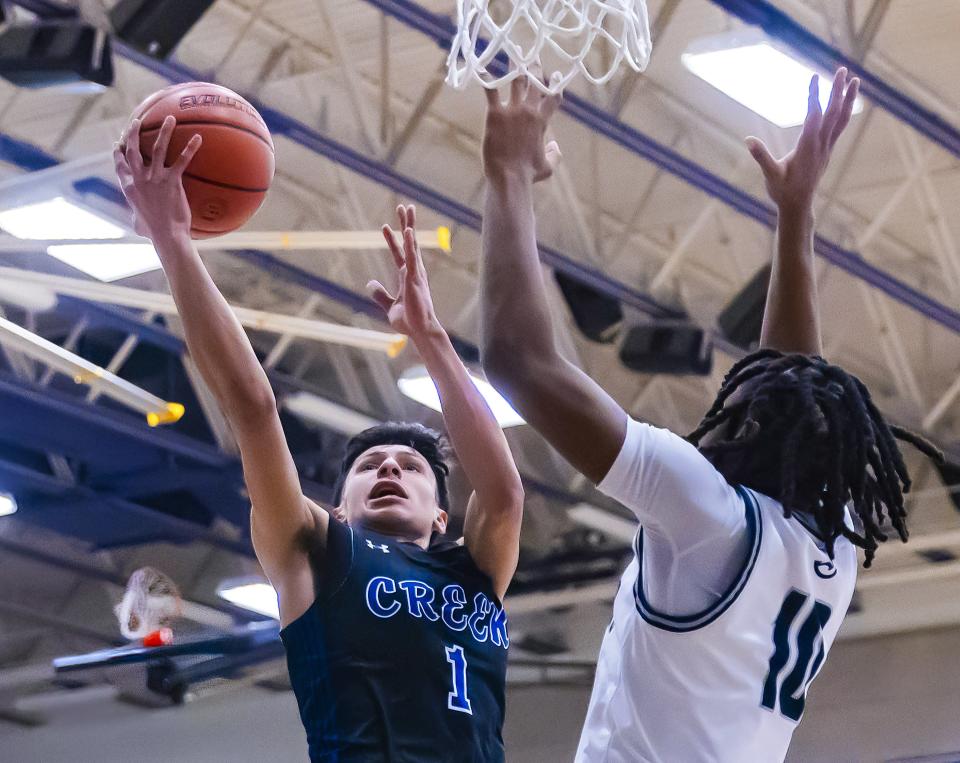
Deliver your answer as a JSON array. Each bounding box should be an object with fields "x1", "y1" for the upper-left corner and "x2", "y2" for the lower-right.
[
  {"x1": 217, "y1": 581, "x2": 280, "y2": 620},
  {"x1": 0, "y1": 197, "x2": 125, "y2": 240},
  {"x1": 283, "y1": 391, "x2": 381, "y2": 436},
  {"x1": 682, "y1": 37, "x2": 863, "y2": 127},
  {"x1": 0, "y1": 492, "x2": 17, "y2": 517},
  {"x1": 397, "y1": 365, "x2": 525, "y2": 428},
  {"x1": 46, "y1": 243, "x2": 160, "y2": 282}
]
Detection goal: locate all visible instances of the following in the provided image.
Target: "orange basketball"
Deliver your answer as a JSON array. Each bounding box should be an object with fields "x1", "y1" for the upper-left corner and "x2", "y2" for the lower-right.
[{"x1": 131, "y1": 82, "x2": 275, "y2": 239}]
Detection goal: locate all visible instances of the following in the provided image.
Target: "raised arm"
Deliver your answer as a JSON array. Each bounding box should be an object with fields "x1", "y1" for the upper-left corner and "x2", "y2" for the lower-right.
[
  {"x1": 368, "y1": 205, "x2": 524, "y2": 598},
  {"x1": 115, "y1": 117, "x2": 323, "y2": 623},
  {"x1": 479, "y1": 78, "x2": 627, "y2": 485},
  {"x1": 747, "y1": 68, "x2": 860, "y2": 356}
]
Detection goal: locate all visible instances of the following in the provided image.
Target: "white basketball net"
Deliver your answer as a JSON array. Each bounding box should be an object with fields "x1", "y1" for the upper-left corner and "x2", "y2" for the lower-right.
[
  {"x1": 446, "y1": 0, "x2": 652, "y2": 95},
  {"x1": 114, "y1": 567, "x2": 182, "y2": 640}
]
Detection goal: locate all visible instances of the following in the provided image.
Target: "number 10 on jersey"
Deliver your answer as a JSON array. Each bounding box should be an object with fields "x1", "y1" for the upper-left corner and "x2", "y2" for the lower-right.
[
  {"x1": 445, "y1": 644, "x2": 473, "y2": 714},
  {"x1": 762, "y1": 590, "x2": 832, "y2": 722}
]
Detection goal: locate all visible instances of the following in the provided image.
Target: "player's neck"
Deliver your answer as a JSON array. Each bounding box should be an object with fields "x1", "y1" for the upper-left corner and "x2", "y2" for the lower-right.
[{"x1": 359, "y1": 522, "x2": 432, "y2": 549}]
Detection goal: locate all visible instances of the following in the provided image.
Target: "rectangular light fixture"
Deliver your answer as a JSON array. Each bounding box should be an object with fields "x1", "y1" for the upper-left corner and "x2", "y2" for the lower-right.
[
  {"x1": 0, "y1": 197, "x2": 126, "y2": 240},
  {"x1": 397, "y1": 365, "x2": 525, "y2": 428},
  {"x1": 0, "y1": 492, "x2": 17, "y2": 517},
  {"x1": 682, "y1": 34, "x2": 863, "y2": 128},
  {"x1": 46, "y1": 243, "x2": 161, "y2": 282},
  {"x1": 283, "y1": 391, "x2": 381, "y2": 436},
  {"x1": 217, "y1": 581, "x2": 280, "y2": 620},
  {"x1": 0, "y1": 197, "x2": 159, "y2": 282}
]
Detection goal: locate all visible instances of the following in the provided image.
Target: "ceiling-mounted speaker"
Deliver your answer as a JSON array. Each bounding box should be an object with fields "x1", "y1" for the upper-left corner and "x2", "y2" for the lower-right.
[
  {"x1": 933, "y1": 460, "x2": 960, "y2": 514},
  {"x1": 109, "y1": 0, "x2": 216, "y2": 58},
  {"x1": 717, "y1": 264, "x2": 771, "y2": 351},
  {"x1": 619, "y1": 323, "x2": 713, "y2": 376},
  {"x1": 0, "y1": 22, "x2": 113, "y2": 89},
  {"x1": 553, "y1": 271, "x2": 623, "y2": 343}
]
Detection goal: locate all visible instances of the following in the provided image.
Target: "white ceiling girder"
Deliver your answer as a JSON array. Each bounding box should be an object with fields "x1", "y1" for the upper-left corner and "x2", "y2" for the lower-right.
[
  {"x1": 180, "y1": 351, "x2": 240, "y2": 454},
  {"x1": 888, "y1": 128, "x2": 960, "y2": 297},
  {"x1": 264, "y1": 293, "x2": 325, "y2": 371},
  {"x1": 856, "y1": 284, "x2": 925, "y2": 412},
  {"x1": 854, "y1": 141, "x2": 934, "y2": 250},
  {"x1": 0, "y1": 151, "x2": 112, "y2": 196},
  {"x1": 641, "y1": 73, "x2": 943, "y2": 275},
  {"x1": 312, "y1": 0, "x2": 383, "y2": 156},
  {"x1": 85, "y1": 312, "x2": 159, "y2": 405},
  {"x1": 923, "y1": 373, "x2": 960, "y2": 432}
]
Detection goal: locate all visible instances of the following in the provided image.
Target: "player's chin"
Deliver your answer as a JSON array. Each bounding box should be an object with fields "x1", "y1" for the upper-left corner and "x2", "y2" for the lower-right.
[{"x1": 358, "y1": 502, "x2": 424, "y2": 533}]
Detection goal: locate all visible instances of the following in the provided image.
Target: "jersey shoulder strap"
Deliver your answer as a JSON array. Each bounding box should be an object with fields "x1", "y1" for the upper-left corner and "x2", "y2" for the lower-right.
[{"x1": 318, "y1": 518, "x2": 355, "y2": 599}]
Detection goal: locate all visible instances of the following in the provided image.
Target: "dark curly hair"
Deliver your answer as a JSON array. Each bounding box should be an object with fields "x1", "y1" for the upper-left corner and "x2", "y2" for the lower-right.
[
  {"x1": 332, "y1": 422, "x2": 451, "y2": 511},
  {"x1": 687, "y1": 349, "x2": 944, "y2": 567}
]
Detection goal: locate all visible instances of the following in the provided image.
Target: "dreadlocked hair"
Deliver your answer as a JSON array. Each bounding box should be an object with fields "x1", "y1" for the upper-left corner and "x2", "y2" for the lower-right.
[{"x1": 687, "y1": 349, "x2": 944, "y2": 568}]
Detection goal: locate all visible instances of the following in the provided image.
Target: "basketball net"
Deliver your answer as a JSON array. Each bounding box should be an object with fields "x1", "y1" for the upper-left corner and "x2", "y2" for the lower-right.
[
  {"x1": 114, "y1": 567, "x2": 183, "y2": 641},
  {"x1": 446, "y1": 0, "x2": 652, "y2": 94}
]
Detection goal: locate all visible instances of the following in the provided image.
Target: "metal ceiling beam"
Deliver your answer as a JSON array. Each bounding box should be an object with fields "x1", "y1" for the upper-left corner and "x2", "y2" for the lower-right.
[
  {"x1": 58, "y1": 298, "x2": 185, "y2": 355},
  {"x1": 0, "y1": 373, "x2": 231, "y2": 467},
  {"x1": 15, "y1": 0, "x2": 960, "y2": 342},
  {"x1": 5, "y1": 1, "x2": 958, "y2": 455},
  {"x1": 709, "y1": 0, "x2": 960, "y2": 159},
  {"x1": 350, "y1": 0, "x2": 960, "y2": 338},
  {"x1": 312, "y1": 0, "x2": 381, "y2": 155},
  {"x1": 11, "y1": 0, "x2": 681, "y2": 322},
  {"x1": 57, "y1": 284, "x2": 620, "y2": 514},
  {"x1": 0, "y1": 314, "x2": 183, "y2": 426},
  {"x1": 891, "y1": 128, "x2": 960, "y2": 296},
  {"x1": 609, "y1": 0, "x2": 683, "y2": 115},
  {"x1": 0, "y1": 600, "x2": 117, "y2": 645},
  {"x1": 1, "y1": 109, "x2": 956, "y2": 461},
  {"x1": 0, "y1": 454, "x2": 254, "y2": 555},
  {"x1": 0, "y1": 179, "x2": 612, "y2": 525},
  {"x1": 0, "y1": 267, "x2": 406, "y2": 356},
  {"x1": 0, "y1": 367, "x2": 256, "y2": 534}
]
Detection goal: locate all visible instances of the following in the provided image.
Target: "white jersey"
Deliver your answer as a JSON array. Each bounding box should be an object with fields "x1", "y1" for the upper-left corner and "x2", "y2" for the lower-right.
[{"x1": 576, "y1": 419, "x2": 858, "y2": 763}]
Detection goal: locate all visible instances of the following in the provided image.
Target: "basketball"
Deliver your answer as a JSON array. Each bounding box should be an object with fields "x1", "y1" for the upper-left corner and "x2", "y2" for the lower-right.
[{"x1": 130, "y1": 82, "x2": 275, "y2": 238}]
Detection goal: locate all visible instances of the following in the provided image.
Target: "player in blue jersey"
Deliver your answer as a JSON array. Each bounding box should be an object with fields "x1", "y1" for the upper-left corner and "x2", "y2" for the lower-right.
[
  {"x1": 478, "y1": 69, "x2": 942, "y2": 761},
  {"x1": 116, "y1": 118, "x2": 523, "y2": 761}
]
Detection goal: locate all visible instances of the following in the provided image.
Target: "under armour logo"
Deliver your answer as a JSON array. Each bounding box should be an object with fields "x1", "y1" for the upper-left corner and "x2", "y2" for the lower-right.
[
  {"x1": 366, "y1": 540, "x2": 390, "y2": 554},
  {"x1": 814, "y1": 560, "x2": 836, "y2": 579}
]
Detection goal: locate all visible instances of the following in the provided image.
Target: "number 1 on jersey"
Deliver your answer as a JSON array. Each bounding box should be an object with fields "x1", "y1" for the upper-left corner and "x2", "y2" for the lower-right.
[{"x1": 445, "y1": 644, "x2": 473, "y2": 714}]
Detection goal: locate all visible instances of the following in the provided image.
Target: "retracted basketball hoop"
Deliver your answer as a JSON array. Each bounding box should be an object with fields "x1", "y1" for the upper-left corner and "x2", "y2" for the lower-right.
[{"x1": 446, "y1": 0, "x2": 652, "y2": 94}]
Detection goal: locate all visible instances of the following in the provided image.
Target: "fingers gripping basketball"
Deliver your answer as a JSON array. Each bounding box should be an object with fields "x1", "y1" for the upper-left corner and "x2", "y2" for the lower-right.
[{"x1": 130, "y1": 82, "x2": 275, "y2": 238}]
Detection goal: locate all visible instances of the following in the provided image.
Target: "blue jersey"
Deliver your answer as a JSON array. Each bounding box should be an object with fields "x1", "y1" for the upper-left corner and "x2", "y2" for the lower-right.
[{"x1": 280, "y1": 519, "x2": 508, "y2": 762}]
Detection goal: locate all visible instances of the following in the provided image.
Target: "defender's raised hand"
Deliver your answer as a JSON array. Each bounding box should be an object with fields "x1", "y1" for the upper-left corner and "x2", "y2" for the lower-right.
[
  {"x1": 368, "y1": 204, "x2": 440, "y2": 339},
  {"x1": 482, "y1": 73, "x2": 563, "y2": 185},
  {"x1": 746, "y1": 68, "x2": 860, "y2": 211},
  {"x1": 114, "y1": 115, "x2": 202, "y2": 241}
]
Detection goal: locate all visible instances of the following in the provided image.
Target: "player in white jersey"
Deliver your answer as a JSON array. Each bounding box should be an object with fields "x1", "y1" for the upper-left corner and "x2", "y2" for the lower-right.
[{"x1": 478, "y1": 68, "x2": 943, "y2": 762}]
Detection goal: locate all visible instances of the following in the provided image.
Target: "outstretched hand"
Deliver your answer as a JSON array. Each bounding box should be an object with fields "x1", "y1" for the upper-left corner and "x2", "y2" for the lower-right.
[
  {"x1": 114, "y1": 115, "x2": 202, "y2": 242},
  {"x1": 368, "y1": 205, "x2": 441, "y2": 339},
  {"x1": 746, "y1": 68, "x2": 860, "y2": 212},
  {"x1": 482, "y1": 72, "x2": 563, "y2": 185}
]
